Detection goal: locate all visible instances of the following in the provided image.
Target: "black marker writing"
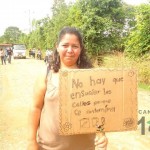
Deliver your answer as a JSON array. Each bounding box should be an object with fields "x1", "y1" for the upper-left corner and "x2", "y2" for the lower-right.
[
  {"x1": 90, "y1": 76, "x2": 105, "y2": 86},
  {"x1": 72, "y1": 79, "x2": 83, "y2": 89}
]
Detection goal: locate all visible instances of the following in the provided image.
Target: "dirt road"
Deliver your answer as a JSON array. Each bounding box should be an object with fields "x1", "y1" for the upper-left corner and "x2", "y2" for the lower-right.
[{"x1": 0, "y1": 59, "x2": 150, "y2": 150}]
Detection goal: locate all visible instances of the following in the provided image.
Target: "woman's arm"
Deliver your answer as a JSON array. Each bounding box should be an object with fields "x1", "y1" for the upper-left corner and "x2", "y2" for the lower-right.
[{"x1": 27, "y1": 74, "x2": 47, "y2": 150}]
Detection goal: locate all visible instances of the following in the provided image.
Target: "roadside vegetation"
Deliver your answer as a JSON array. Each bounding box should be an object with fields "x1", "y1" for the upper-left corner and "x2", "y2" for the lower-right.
[
  {"x1": 0, "y1": 0, "x2": 149, "y2": 90},
  {"x1": 94, "y1": 52, "x2": 150, "y2": 91}
]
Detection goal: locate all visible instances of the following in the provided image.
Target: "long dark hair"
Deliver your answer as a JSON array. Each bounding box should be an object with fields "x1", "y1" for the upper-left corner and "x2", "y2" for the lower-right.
[{"x1": 52, "y1": 26, "x2": 93, "y2": 72}]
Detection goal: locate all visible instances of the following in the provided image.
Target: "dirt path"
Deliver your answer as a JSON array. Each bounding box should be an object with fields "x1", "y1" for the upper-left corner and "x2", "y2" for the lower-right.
[
  {"x1": 0, "y1": 59, "x2": 150, "y2": 150},
  {"x1": 0, "y1": 59, "x2": 46, "y2": 150}
]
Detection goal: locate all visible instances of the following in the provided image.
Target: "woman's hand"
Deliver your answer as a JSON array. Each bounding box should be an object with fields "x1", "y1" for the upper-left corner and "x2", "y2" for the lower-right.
[
  {"x1": 27, "y1": 140, "x2": 39, "y2": 150},
  {"x1": 95, "y1": 134, "x2": 108, "y2": 150}
]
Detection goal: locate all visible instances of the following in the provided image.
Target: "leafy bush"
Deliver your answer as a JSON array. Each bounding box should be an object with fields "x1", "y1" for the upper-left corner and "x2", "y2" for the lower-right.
[
  {"x1": 95, "y1": 53, "x2": 150, "y2": 87},
  {"x1": 138, "y1": 61, "x2": 150, "y2": 84}
]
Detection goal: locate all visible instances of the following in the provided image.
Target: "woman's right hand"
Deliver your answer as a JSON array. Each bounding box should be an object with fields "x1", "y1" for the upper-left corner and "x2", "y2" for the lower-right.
[{"x1": 27, "y1": 140, "x2": 39, "y2": 150}]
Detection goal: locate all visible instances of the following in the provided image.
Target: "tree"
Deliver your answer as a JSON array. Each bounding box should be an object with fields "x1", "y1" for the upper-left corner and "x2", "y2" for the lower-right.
[
  {"x1": 28, "y1": 19, "x2": 46, "y2": 49},
  {"x1": 67, "y1": 0, "x2": 127, "y2": 55},
  {"x1": 3, "y1": 26, "x2": 23, "y2": 43},
  {"x1": 18, "y1": 33, "x2": 28, "y2": 46},
  {"x1": 52, "y1": 0, "x2": 65, "y2": 16},
  {"x1": 26, "y1": 0, "x2": 70, "y2": 50},
  {"x1": 26, "y1": 0, "x2": 135, "y2": 57},
  {"x1": 0, "y1": 35, "x2": 5, "y2": 43},
  {"x1": 44, "y1": 0, "x2": 70, "y2": 49},
  {"x1": 125, "y1": 4, "x2": 150, "y2": 58}
]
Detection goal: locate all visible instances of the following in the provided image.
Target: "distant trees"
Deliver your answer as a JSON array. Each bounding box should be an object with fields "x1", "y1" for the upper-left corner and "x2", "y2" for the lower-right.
[
  {"x1": 0, "y1": 0, "x2": 149, "y2": 59},
  {"x1": 27, "y1": 0, "x2": 128, "y2": 55},
  {"x1": 2, "y1": 26, "x2": 23, "y2": 43},
  {"x1": 69, "y1": 0, "x2": 127, "y2": 55}
]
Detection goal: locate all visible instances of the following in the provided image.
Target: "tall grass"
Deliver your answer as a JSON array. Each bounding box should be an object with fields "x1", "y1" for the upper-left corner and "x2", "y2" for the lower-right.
[{"x1": 94, "y1": 52, "x2": 150, "y2": 91}]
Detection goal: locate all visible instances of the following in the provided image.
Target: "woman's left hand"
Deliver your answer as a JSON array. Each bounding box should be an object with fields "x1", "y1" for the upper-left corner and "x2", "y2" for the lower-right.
[{"x1": 95, "y1": 134, "x2": 108, "y2": 150}]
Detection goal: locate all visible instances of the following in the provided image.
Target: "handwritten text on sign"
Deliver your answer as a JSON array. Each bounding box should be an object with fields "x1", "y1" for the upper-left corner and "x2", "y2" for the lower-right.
[{"x1": 59, "y1": 69, "x2": 137, "y2": 135}]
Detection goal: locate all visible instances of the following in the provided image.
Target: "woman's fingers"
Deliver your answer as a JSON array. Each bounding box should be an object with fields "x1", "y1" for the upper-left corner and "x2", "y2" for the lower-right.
[{"x1": 95, "y1": 135, "x2": 108, "y2": 149}]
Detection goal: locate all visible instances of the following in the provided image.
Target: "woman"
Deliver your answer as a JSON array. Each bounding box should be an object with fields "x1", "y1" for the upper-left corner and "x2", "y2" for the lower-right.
[
  {"x1": 27, "y1": 27, "x2": 108, "y2": 150},
  {"x1": 0, "y1": 48, "x2": 6, "y2": 65}
]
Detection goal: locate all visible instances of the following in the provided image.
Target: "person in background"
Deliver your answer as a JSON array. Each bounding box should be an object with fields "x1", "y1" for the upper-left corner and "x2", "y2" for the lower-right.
[
  {"x1": 32, "y1": 48, "x2": 36, "y2": 58},
  {"x1": 29, "y1": 49, "x2": 32, "y2": 57},
  {"x1": 47, "y1": 49, "x2": 53, "y2": 69},
  {"x1": 27, "y1": 26, "x2": 108, "y2": 150},
  {"x1": 37, "y1": 48, "x2": 42, "y2": 60},
  {"x1": 7, "y1": 47, "x2": 13, "y2": 64},
  {"x1": 4, "y1": 48, "x2": 8, "y2": 63},
  {"x1": 0, "y1": 48, "x2": 6, "y2": 65},
  {"x1": 45, "y1": 49, "x2": 50, "y2": 64},
  {"x1": 45, "y1": 49, "x2": 52, "y2": 63}
]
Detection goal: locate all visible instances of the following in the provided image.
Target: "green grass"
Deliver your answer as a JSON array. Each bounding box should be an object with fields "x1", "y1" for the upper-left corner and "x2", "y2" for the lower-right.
[{"x1": 138, "y1": 82, "x2": 150, "y2": 91}]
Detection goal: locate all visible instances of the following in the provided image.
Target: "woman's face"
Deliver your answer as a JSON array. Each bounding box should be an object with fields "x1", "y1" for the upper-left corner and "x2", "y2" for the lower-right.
[{"x1": 57, "y1": 33, "x2": 81, "y2": 68}]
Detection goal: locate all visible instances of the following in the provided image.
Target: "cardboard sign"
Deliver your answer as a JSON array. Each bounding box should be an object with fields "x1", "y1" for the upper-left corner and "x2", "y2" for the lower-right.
[{"x1": 59, "y1": 68, "x2": 137, "y2": 135}]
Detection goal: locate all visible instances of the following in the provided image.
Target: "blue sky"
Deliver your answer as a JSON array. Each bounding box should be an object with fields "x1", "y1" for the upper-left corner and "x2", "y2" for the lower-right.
[{"x1": 0, "y1": 0, "x2": 148, "y2": 36}]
